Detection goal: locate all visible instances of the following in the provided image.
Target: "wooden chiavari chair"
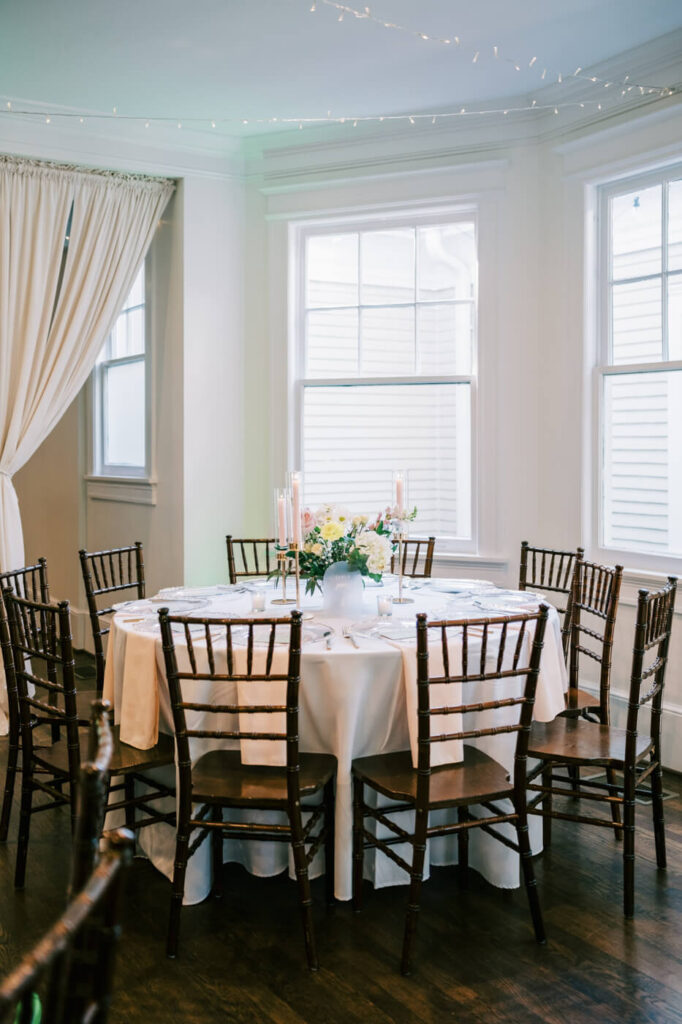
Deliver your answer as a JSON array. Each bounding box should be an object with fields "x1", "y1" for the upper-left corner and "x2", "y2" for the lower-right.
[
  {"x1": 159, "y1": 608, "x2": 336, "y2": 968},
  {"x1": 79, "y1": 543, "x2": 146, "y2": 694},
  {"x1": 390, "y1": 536, "x2": 436, "y2": 578},
  {"x1": 2, "y1": 590, "x2": 175, "y2": 889},
  {"x1": 518, "y1": 541, "x2": 584, "y2": 658},
  {"x1": 225, "y1": 535, "x2": 280, "y2": 584},
  {"x1": 527, "y1": 578, "x2": 676, "y2": 917},
  {"x1": 351, "y1": 606, "x2": 549, "y2": 975},
  {"x1": 0, "y1": 560, "x2": 96, "y2": 842},
  {"x1": 0, "y1": 701, "x2": 134, "y2": 1024}
]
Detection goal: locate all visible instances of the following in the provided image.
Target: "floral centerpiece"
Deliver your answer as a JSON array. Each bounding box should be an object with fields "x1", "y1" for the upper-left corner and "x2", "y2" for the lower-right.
[{"x1": 289, "y1": 503, "x2": 417, "y2": 595}]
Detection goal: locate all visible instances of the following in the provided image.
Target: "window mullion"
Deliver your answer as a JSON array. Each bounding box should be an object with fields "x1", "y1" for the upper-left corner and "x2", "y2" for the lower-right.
[{"x1": 662, "y1": 181, "x2": 669, "y2": 361}]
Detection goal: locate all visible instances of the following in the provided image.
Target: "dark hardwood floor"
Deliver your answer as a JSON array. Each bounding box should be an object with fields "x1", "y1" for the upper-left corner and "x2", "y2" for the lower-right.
[{"x1": 0, "y1": 667, "x2": 680, "y2": 1023}]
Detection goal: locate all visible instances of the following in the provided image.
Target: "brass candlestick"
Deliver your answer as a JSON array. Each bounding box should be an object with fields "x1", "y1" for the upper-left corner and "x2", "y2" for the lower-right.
[
  {"x1": 271, "y1": 550, "x2": 296, "y2": 605},
  {"x1": 393, "y1": 531, "x2": 414, "y2": 605}
]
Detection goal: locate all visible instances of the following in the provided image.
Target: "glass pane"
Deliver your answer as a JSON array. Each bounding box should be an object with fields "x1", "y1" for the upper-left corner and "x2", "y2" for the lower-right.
[
  {"x1": 103, "y1": 360, "x2": 145, "y2": 467},
  {"x1": 669, "y1": 179, "x2": 682, "y2": 273},
  {"x1": 303, "y1": 383, "x2": 471, "y2": 538},
  {"x1": 602, "y1": 370, "x2": 682, "y2": 556},
  {"x1": 418, "y1": 303, "x2": 473, "y2": 374},
  {"x1": 109, "y1": 307, "x2": 145, "y2": 360},
  {"x1": 669, "y1": 274, "x2": 682, "y2": 360},
  {"x1": 417, "y1": 223, "x2": 476, "y2": 301},
  {"x1": 360, "y1": 229, "x2": 415, "y2": 304},
  {"x1": 124, "y1": 266, "x2": 145, "y2": 310},
  {"x1": 306, "y1": 309, "x2": 358, "y2": 377},
  {"x1": 611, "y1": 185, "x2": 661, "y2": 280},
  {"x1": 305, "y1": 233, "x2": 358, "y2": 308},
  {"x1": 611, "y1": 278, "x2": 662, "y2": 364},
  {"x1": 361, "y1": 307, "x2": 415, "y2": 375}
]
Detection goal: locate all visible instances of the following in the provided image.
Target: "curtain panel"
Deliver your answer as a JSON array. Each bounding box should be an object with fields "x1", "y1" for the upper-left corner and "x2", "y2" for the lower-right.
[{"x1": 0, "y1": 155, "x2": 174, "y2": 730}]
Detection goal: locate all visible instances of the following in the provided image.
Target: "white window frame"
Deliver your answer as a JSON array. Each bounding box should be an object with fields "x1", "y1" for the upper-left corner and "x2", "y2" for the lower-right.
[
  {"x1": 290, "y1": 205, "x2": 479, "y2": 554},
  {"x1": 85, "y1": 258, "x2": 156, "y2": 505},
  {"x1": 593, "y1": 162, "x2": 682, "y2": 574}
]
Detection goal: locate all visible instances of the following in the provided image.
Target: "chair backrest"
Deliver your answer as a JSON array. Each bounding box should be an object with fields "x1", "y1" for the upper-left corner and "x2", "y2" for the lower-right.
[
  {"x1": 415, "y1": 607, "x2": 549, "y2": 785},
  {"x1": 79, "y1": 543, "x2": 145, "y2": 690},
  {"x1": 3, "y1": 590, "x2": 82, "y2": 783},
  {"x1": 0, "y1": 560, "x2": 51, "y2": 735},
  {"x1": 159, "y1": 608, "x2": 303, "y2": 794},
  {"x1": 0, "y1": 704, "x2": 132, "y2": 1024},
  {"x1": 391, "y1": 537, "x2": 436, "y2": 578},
  {"x1": 567, "y1": 559, "x2": 623, "y2": 721},
  {"x1": 518, "y1": 542, "x2": 584, "y2": 655},
  {"x1": 625, "y1": 577, "x2": 677, "y2": 762},
  {"x1": 225, "y1": 536, "x2": 279, "y2": 583}
]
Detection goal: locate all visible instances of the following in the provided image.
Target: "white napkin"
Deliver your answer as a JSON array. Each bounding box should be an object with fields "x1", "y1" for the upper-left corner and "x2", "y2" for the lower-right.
[
  {"x1": 119, "y1": 629, "x2": 160, "y2": 749},
  {"x1": 236, "y1": 643, "x2": 291, "y2": 767}
]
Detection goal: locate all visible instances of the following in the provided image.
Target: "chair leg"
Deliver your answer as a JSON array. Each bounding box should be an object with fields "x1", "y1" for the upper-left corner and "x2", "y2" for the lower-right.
[
  {"x1": 124, "y1": 775, "x2": 136, "y2": 832},
  {"x1": 623, "y1": 766, "x2": 636, "y2": 919},
  {"x1": 650, "y1": 760, "x2": 667, "y2": 870},
  {"x1": 567, "y1": 765, "x2": 580, "y2": 794},
  {"x1": 606, "y1": 767, "x2": 622, "y2": 840},
  {"x1": 291, "y1": 829, "x2": 319, "y2": 971},
  {"x1": 0, "y1": 731, "x2": 19, "y2": 842},
  {"x1": 14, "y1": 765, "x2": 34, "y2": 890},
  {"x1": 166, "y1": 828, "x2": 191, "y2": 959},
  {"x1": 457, "y1": 806, "x2": 469, "y2": 888},
  {"x1": 323, "y1": 778, "x2": 336, "y2": 908},
  {"x1": 352, "y1": 776, "x2": 364, "y2": 914},
  {"x1": 401, "y1": 807, "x2": 428, "y2": 976},
  {"x1": 542, "y1": 765, "x2": 553, "y2": 848},
  {"x1": 211, "y1": 807, "x2": 223, "y2": 899},
  {"x1": 516, "y1": 804, "x2": 546, "y2": 944}
]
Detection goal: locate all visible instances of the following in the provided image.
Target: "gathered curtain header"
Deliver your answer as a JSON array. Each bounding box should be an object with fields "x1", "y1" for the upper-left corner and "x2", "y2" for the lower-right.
[{"x1": 0, "y1": 154, "x2": 175, "y2": 197}]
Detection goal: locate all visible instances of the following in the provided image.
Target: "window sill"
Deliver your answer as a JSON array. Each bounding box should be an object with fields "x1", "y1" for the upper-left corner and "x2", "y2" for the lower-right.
[
  {"x1": 432, "y1": 552, "x2": 509, "y2": 582},
  {"x1": 85, "y1": 476, "x2": 157, "y2": 507}
]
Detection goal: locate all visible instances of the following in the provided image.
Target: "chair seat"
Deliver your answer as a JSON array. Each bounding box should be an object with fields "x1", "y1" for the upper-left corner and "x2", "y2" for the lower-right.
[
  {"x1": 561, "y1": 687, "x2": 600, "y2": 716},
  {"x1": 528, "y1": 717, "x2": 652, "y2": 767},
  {"x1": 191, "y1": 749, "x2": 337, "y2": 808},
  {"x1": 352, "y1": 746, "x2": 513, "y2": 808},
  {"x1": 33, "y1": 727, "x2": 175, "y2": 776}
]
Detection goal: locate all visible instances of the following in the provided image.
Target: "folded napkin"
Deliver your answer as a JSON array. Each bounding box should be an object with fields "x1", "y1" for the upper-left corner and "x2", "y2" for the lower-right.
[
  {"x1": 400, "y1": 622, "x2": 542, "y2": 770},
  {"x1": 236, "y1": 643, "x2": 290, "y2": 767},
  {"x1": 119, "y1": 628, "x2": 160, "y2": 749}
]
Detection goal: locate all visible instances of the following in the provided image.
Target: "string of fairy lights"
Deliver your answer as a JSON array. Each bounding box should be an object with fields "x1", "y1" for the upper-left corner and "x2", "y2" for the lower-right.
[{"x1": 0, "y1": 1, "x2": 676, "y2": 133}]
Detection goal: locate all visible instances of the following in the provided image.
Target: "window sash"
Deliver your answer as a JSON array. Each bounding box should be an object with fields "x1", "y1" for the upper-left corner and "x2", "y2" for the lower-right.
[
  {"x1": 91, "y1": 263, "x2": 150, "y2": 479},
  {"x1": 596, "y1": 166, "x2": 682, "y2": 567},
  {"x1": 294, "y1": 212, "x2": 478, "y2": 550}
]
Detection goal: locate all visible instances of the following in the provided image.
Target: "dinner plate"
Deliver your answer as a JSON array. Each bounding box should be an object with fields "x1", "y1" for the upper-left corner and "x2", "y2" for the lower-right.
[
  {"x1": 351, "y1": 618, "x2": 418, "y2": 642},
  {"x1": 421, "y1": 578, "x2": 496, "y2": 595},
  {"x1": 474, "y1": 591, "x2": 543, "y2": 613},
  {"x1": 155, "y1": 585, "x2": 243, "y2": 600}
]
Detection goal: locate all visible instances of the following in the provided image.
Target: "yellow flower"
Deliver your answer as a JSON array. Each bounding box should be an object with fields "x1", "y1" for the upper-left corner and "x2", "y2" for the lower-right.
[
  {"x1": 311, "y1": 543, "x2": 324, "y2": 556},
  {"x1": 320, "y1": 520, "x2": 345, "y2": 542}
]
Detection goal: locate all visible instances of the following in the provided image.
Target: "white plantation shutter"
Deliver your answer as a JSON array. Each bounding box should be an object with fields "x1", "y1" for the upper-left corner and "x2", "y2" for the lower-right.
[
  {"x1": 298, "y1": 219, "x2": 477, "y2": 542},
  {"x1": 600, "y1": 170, "x2": 682, "y2": 559}
]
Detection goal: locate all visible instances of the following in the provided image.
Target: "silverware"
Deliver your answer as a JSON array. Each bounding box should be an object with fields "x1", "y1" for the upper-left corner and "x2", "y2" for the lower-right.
[
  {"x1": 342, "y1": 627, "x2": 360, "y2": 648},
  {"x1": 325, "y1": 634, "x2": 333, "y2": 650}
]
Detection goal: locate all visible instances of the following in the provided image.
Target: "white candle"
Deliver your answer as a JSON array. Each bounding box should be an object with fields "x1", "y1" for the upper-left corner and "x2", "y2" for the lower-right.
[
  {"x1": 395, "y1": 473, "x2": 404, "y2": 517},
  {"x1": 291, "y1": 473, "x2": 302, "y2": 546},
  {"x1": 277, "y1": 494, "x2": 287, "y2": 546},
  {"x1": 377, "y1": 596, "x2": 392, "y2": 617},
  {"x1": 252, "y1": 592, "x2": 266, "y2": 612}
]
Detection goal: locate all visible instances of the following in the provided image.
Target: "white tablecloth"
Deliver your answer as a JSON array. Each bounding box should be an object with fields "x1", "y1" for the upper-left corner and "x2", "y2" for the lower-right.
[{"x1": 102, "y1": 579, "x2": 567, "y2": 904}]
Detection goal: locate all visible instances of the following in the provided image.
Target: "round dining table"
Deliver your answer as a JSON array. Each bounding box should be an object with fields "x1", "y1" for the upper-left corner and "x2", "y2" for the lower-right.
[{"x1": 102, "y1": 575, "x2": 568, "y2": 904}]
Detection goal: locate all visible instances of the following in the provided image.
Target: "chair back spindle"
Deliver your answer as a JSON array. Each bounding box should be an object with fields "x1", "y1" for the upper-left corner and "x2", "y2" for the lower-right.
[
  {"x1": 79, "y1": 543, "x2": 145, "y2": 692},
  {"x1": 518, "y1": 541, "x2": 584, "y2": 657},
  {"x1": 391, "y1": 537, "x2": 436, "y2": 579},
  {"x1": 225, "y1": 536, "x2": 281, "y2": 584},
  {"x1": 567, "y1": 559, "x2": 623, "y2": 722}
]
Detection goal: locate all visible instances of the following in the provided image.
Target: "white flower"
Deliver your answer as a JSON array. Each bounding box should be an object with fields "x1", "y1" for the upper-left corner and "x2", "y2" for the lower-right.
[
  {"x1": 314, "y1": 503, "x2": 351, "y2": 526},
  {"x1": 355, "y1": 530, "x2": 393, "y2": 575}
]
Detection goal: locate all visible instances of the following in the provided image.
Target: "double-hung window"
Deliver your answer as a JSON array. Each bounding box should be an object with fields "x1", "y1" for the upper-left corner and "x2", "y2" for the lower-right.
[
  {"x1": 92, "y1": 263, "x2": 149, "y2": 478},
  {"x1": 598, "y1": 168, "x2": 682, "y2": 563},
  {"x1": 294, "y1": 213, "x2": 477, "y2": 547}
]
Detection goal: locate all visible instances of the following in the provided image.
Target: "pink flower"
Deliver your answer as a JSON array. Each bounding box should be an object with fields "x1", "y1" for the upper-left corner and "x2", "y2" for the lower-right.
[{"x1": 302, "y1": 507, "x2": 316, "y2": 535}]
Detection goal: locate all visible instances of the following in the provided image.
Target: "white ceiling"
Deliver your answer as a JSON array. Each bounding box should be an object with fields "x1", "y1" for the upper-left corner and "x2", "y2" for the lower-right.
[{"x1": 1, "y1": 0, "x2": 681, "y2": 143}]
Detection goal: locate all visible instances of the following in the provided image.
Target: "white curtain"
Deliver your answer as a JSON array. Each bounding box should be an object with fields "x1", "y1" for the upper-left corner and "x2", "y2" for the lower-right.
[{"x1": 0, "y1": 156, "x2": 174, "y2": 730}]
